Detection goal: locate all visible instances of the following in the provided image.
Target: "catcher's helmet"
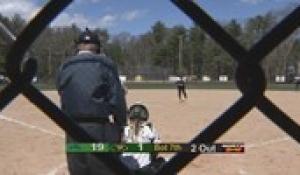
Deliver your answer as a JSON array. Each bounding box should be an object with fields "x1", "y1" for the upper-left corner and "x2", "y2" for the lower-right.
[
  {"x1": 128, "y1": 103, "x2": 149, "y2": 121},
  {"x1": 77, "y1": 28, "x2": 101, "y2": 47}
]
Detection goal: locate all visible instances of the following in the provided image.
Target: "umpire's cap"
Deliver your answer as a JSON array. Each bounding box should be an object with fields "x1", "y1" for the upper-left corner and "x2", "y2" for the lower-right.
[
  {"x1": 128, "y1": 103, "x2": 149, "y2": 121},
  {"x1": 77, "y1": 28, "x2": 100, "y2": 46}
]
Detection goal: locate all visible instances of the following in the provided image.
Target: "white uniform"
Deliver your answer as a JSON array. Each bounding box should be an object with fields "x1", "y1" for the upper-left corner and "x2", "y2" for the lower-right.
[{"x1": 121, "y1": 123, "x2": 160, "y2": 170}]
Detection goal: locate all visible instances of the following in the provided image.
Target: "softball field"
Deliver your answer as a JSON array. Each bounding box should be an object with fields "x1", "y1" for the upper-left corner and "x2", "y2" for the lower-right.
[{"x1": 0, "y1": 89, "x2": 299, "y2": 175}]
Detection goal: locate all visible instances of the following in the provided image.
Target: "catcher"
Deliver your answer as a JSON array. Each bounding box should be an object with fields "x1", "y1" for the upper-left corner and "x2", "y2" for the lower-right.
[{"x1": 120, "y1": 103, "x2": 166, "y2": 173}]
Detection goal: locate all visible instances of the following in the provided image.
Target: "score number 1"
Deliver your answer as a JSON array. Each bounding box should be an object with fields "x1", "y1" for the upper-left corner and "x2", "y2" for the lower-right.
[{"x1": 92, "y1": 143, "x2": 105, "y2": 152}]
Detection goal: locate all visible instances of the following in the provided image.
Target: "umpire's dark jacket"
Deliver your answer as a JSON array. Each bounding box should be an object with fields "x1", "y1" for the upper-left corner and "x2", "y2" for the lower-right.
[
  {"x1": 56, "y1": 52, "x2": 127, "y2": 128},
  {"x1": 56, "y1": 52, "x2": 127, "y2": 175}
]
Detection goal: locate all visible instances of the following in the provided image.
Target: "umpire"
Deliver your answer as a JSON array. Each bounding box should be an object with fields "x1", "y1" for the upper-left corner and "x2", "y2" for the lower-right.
[{"x1": 56, "y1": 28, "x2": 127, "y2": 175}]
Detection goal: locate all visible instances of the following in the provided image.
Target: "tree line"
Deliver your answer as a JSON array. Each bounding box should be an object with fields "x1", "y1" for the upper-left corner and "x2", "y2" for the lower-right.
[{"x1": 0, "y1": 5, "x2": 299, "y2": 83}]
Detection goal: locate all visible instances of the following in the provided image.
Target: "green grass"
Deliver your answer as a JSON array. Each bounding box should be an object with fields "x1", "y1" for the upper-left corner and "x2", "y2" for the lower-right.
[
  {"x1": 0, "y1": 81, "x2": 298, "y2": 91},
  {"x1": 125, "y1": 81, "x2": 298, "y2": 91},
  {"x1": 125, "y1": 81, "x2": 237, "y2": 89}
]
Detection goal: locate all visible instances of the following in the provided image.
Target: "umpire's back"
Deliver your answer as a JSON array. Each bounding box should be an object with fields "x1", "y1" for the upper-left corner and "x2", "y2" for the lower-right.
[
  {"x1": 58, "y1": 28, "x2": 128, "y2": 175},
  {"x1": 57, "y1": 53, "x2": 120, "y2": 118},
  {"x1": 56, "y1": 28, "x2": 126, "y2": 127}
]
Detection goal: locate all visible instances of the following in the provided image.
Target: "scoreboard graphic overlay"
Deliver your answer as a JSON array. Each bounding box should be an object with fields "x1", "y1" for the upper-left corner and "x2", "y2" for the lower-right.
[{"x1": 67, "y1": 143, "x2": 245, "y2": 154}]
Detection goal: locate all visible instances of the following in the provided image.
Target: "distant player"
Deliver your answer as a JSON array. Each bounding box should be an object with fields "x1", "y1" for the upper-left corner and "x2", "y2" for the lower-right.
[
  {"x1": 175, "y1": 76, "x2": 188, "y2": 102},
  {"x1": 120, "y1": 103, "x2": 166, "y2": 173}
]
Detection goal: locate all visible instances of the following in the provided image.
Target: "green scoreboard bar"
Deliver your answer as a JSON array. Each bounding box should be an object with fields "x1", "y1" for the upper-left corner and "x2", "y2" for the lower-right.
[
  {"x1": 66, "y1": 143, "x2": 244, "y2": 153},
  {"x1": 66, "y1": 143, "x2": 186, "y2": 153}
]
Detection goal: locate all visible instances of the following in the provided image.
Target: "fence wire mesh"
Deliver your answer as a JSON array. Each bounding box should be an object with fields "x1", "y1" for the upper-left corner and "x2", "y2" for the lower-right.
[{"x1": 0, "y1": 0, "x2": 299, "y2": 175}]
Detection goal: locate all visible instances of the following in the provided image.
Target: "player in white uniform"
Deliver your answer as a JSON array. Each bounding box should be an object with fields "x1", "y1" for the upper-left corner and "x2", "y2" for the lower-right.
[{"x1": 120, "y1": 103, "x2": 162, "y2": 170}]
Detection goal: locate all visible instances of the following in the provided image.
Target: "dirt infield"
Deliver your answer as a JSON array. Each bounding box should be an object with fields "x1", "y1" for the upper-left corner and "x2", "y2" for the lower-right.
[{"x1": 0, "y1": 90, "x2": 299, "y2": 175}]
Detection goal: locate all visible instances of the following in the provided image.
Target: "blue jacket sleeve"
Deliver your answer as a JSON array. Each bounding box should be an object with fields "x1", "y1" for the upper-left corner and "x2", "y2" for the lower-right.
[
  {"x1": 56, "y1": 64, "x2": 72, "y2": 96},
  {"x1": 107, "y1": 65, "x2": 127, "y2": 127}
]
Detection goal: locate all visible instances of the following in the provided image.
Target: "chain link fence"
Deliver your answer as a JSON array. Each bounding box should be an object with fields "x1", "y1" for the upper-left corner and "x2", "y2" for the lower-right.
[{"x1": 0, "y1": 0, "x2": 299, "y2": 175}]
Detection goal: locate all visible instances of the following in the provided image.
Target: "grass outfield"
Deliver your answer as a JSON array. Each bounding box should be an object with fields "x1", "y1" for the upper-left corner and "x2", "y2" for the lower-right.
[{"x1": 0, "y1": 81, "x2": 298, "y2": 90}]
